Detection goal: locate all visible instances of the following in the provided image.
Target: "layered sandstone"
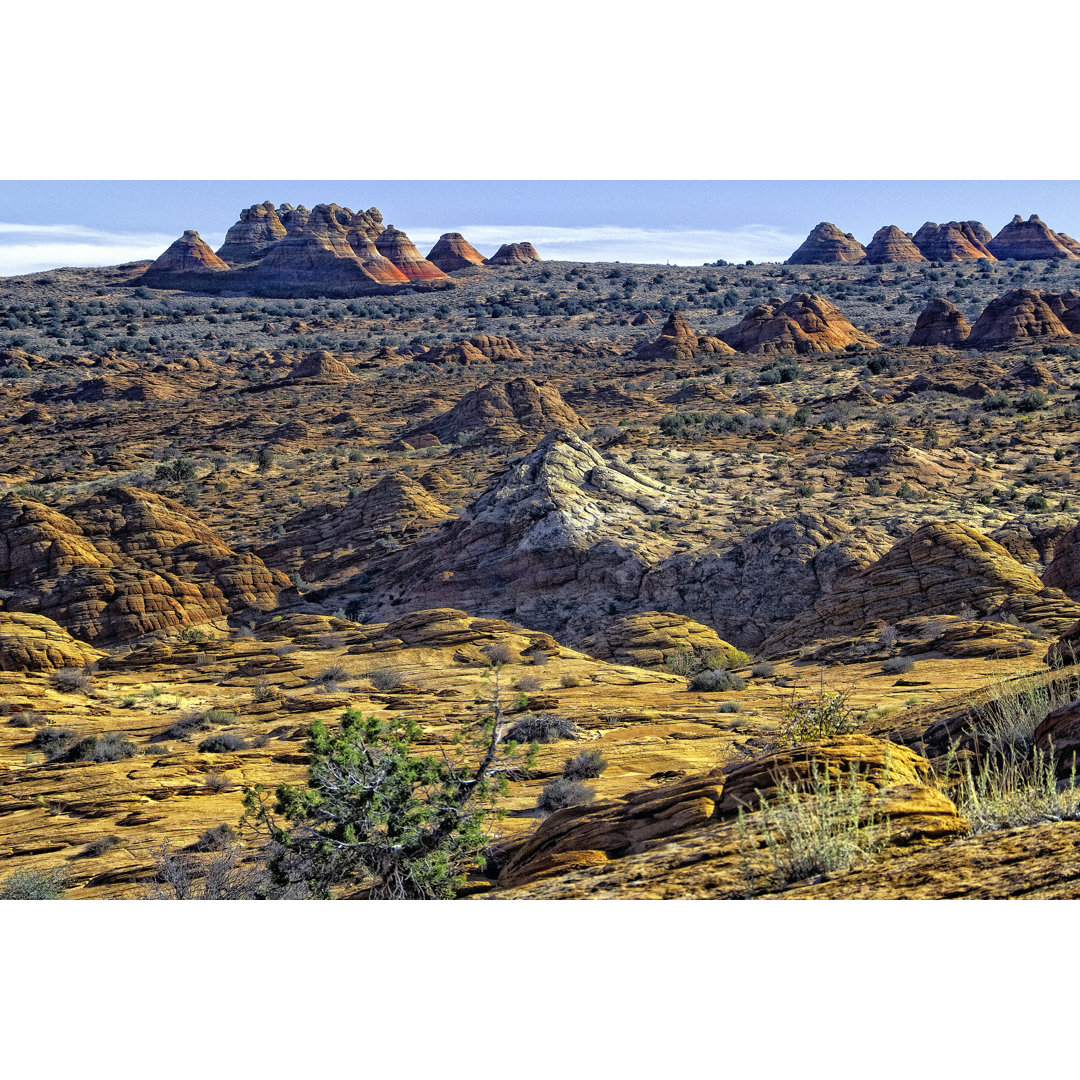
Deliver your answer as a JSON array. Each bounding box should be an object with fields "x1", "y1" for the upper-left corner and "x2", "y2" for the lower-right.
[
  {"x1": 912, "y1": 221, "x2": 995, "y2": 261},
  {"x1": 0, "y1": 611, "x2": 103, "y2": 672},
  {"x1": 142, "y1": 231, "x2": 229, "y2": 277},
  {"x1": 987, "y1": 215, "x2": 1079, "y2": 261},
  {"x1": 861, "y1": 225, "x2": 927, "y2": 264},
  {"x1": 635, "y1": 311, "x2": 736, "y2": 362},
  {"x1": 485, "y1": 243, "x2": 541, "y2": 265},
  {"x1": 425, "y1": 233, "x2": 487, "y2": 272},
  {"x1": 786, "y1": 223, "x2": 866, "y2": 264},
  {"x1": 966, "y1": 289, "x2": 1074, "y2": 349},
  {"x1": 719, "y1": 293, "x2": 877, "y2": 356},
  {"x1": 907, "y1": 298, "x2": 971, "y2": 347},
  {"x1": 578, "y1": 612, "x2": 739, "y2": 670},
  {"x1": 215, "y1": 202, "x2": 287, "y2": 264},
  {"x1": 374, "y1": 226, "x2": 451, "y2": 283},
  {"x1": 287, "y1": 349, "x2": 358, "y2": 384}
]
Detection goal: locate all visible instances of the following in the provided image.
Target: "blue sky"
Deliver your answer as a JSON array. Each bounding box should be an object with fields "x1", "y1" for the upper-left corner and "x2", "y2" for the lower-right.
[{"x1": 2, "y1": 180, "x2": 1079, "y2": 276}]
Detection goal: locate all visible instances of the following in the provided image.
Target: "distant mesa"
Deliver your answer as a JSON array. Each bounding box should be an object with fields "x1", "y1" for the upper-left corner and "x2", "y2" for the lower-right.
[
  {"x1": 215, "y1": 201, "x2": 286, "y2": 265},
  {"x1": 912, "y1": 221, "x2": 995, "y2": 261},
  {"x1": 907, "y1": 298, "x2": 971, "y2": 347},
  {"x1": 425, "y1": 232, "x2": 487, "y2": 272},
  {"x1": 719, "y1": 293, "x2": 877, "y2": 356},
  {"x1": 966, "y1": 288, "x2": 1074, "y2": 349},
  {"x1": 635, "y1": 311, "x2": 736, "y2": 362},
  {"x1": 987, "y1": 214, "x2": 1080, "y2": 261},
  {"x1": 861, "y1": 225, "x2": 926, "y2": 264},
  {"x1": 143, "y1": 230, "x2": 229, "y2": 277},
  {"x1": 485, "y1": 242, "x2": 541, "y2": 266},
  {"x1": 374, "y1": 225, "x2": 451, "y2": 282},
  {"x1": 786, "y1": 222, "x2": 866, "y2": 264}
]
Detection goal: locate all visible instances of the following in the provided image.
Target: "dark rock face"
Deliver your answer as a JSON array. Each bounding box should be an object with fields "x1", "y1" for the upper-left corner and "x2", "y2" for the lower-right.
[
  {"x1": 786, "y1": 222, "x2": 866, "y2": 264},
  {"x1": 908, "y1": 298, "x2": 971, "y2": 347},
  {"x1": 987, "y1": 214, "x2": 1080, "y2": 261}
]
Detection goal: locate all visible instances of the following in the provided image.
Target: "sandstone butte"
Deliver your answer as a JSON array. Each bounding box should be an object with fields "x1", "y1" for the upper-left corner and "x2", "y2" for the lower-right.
[
  {"x1": 987, "y1": 214, "x2": 1080, "y2": 261},
  {"x1": 965, "y1": 289, "x2": 1075, "y2": 348},
  {"x1": 786, "y1": 222, "x2": 867, "y2": 264},
  {"x1": 861, "y1": 225, "x2": 927, "y2": 264},
  {"x1": 143, "y1": 231, "x2": 229, "y2": 276},
  {"x1": 485, "y1": 243, "x2": 541, "y2": 265},
  {"x1": 718, "y1": 293, "x2": 878, "y2": 355},
  {"x1": 373, "y1": 226, "x2": 451, "y2": 283},
  {"x1": 634, "y1": 311, "x2": 736, "y2": 362},
  {"x1": 911, "y1": 221, "x2": 995, "y2": 261},
  {"x1": 907, "y1": 298, "x2": 971, "y2": 347},
  {"x1": 425, "y1": 232, "x2": 487, "y2": 272},
  {"x1": 215, "y1": 201, "x2": 287, "y2": 265}
]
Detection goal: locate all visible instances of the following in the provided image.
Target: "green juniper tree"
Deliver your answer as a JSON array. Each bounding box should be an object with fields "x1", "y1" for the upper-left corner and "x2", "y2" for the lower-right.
[{"x1": 242, "y1": 665, "x2": 533, "y2": 899}]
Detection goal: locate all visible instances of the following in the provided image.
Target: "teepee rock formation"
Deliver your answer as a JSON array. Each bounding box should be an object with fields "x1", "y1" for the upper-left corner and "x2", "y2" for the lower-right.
[
  {"x1": 144, "y1": 231, "x2": 229, "y2": 276},
  {"x1": 966, "y1": 289, "x2": 1075, "y2": 348},
  {"x1": 786, "y1": 222, "x2": 866, "y2": 264},
  {"x1": 485, "y1": 242, "x2": 541, "y2": 265},
  {"x1": 426, "y1": 233, "x2": 487, "y2": 272},
  {"x1": 912, "y1": 221, "x2": 995, "y2": 261},
  {"x1": 907, "y1": 298, "x2": 971, "y2": 347},
  {"x1": 862, "y1": 225, "x2": 927, "y2": 264},
  {"x1": 635, "y1": 311, "x2": 736, "y2": 361},
  {"x1": 215, "y1": 201, "x2": 287, "y2": 264},
  {"x1": 719, "y1": 293, "x2": 877, "y2": 356},
  {"x1": 374, "y1": 226, "x2": 451, "y2": 282},
  {"x1": 987, "y1": 215, "x2": 1080, "y2": 261}
]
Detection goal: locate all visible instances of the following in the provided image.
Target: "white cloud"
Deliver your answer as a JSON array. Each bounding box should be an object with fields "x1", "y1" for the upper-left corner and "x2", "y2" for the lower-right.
[
  {"x1": 406, "y1": 224, "x2": 804, "y2": 265},
  {"x1": 0, "y1": 223, "x2": 224, "y2": 277}
]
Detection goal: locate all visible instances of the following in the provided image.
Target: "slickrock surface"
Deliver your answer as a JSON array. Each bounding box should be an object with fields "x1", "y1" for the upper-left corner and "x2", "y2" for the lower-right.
[
  {"x1": 0, "y1": 488, "x2": 290, "y2": 644},
  {"x1": 786, "y1": 222, "x2": 867, "y2": 264},
  {"x1": 215, "y1": 202, "x2": 287, "y2": 265},
  {"x1": 987, "y1": 214, "x2": 1079, "y2": 261},
  {"x1": 258, "y1": 473, "x2": 454, "y2": 586},
  {"x1": 0, "y1": 612, "x2": 103, "y2": 672},
  {"x1": 578, "y1": 612, "x2": 739, "y2": 669},
  {"x1": 634, "y1": 311, "x2": 736, "y2": 361},
  {"x1": 142, "y1": 231, "x2": 229, "y2": 277},
  {"x1": 761, "y1": 522, "x2": 1080, "y2": 656},
  {"x1": 485, "y1": 243, "x2": 541, "y2": 265},
  {"x1": 912, "y1": 221, "x2": 995, "y2": 261},
  {"x1": 425, "y1": 233, "x2": 487, "y2": 272},
  {"x1": 966, "y1": 289, "x2": 1074, "y2": 348},
  {"x1": 719, "y1": 293, "x2": 877, "y2": 355},
  {"x1": 907, "y1": 298, "x2": 971, "y2": 346},
  {"x1": 861, "y1": 225, "x2": 927, "y2": 264},
  {"x1": 374, "y1": 226, "x2": 451, "y2": 283},
  {"x1": 400, "y1": 377, "x2": 585, "y2": 446}
]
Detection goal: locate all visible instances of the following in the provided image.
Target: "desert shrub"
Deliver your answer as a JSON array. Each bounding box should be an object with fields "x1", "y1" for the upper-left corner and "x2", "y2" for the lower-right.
[
  {"x1": 368, "y1": 668, "x2": 404, "y2": 692},
  {"x1": 203, "y1": 771, "x2": 231, "y2": 792},
  {"x1": 1016, "y1": 389, "x2": 1049, "y2": 413},
  {"x1": 1025, "y1": 492, "x2": 1050, "y2": 513},
  {"x1": 505, "y1": 712, "x2": 579, "y2": 744},
  {"x1": 155, "y1": 458, "x2": 198, "y2": 483},
  {"x1": 83, "y1": 835, "x2": 121, "y2": 857},
  {"x1": 271, "y1": 643, "x2": 299, "y2": 657},
  {"x1": 9, "y1": 711, "x2": 49, "y2": 728},
  {"x1": 251, "y1": 677, "x2": 277, "y2": 702},
  {"x1": 483, "y1": 642, "x2": 514, "y2": 665},
  {"x1": 718, "y1": 701, "x2": 743, "y2": 713},
  {"x1": 30, "y1": 726, "x2": 76, "y2": 759},
  {"x1": 50, "y1": 667, "x2": 94, "y2": 694},
  {"x1": 146, "y1": 840, "x2": 270, "y2": 900},
  {"x1": 513, "y1": 675, "x2": 543, "y2": 693},
  {"x1": 142, "y1": 743, "x2": 168, "y2": 755},
  {"x1": 560, "y1": 674, "x2": 581, "y2": 688},
  {"x1": 740, "y1": 763, "x2": 890, "y2": 888},
  {"x1": 780, "y1": 686, "x2": 857, "y2": 744},
  {"x1": 311, "y1": 664, "x2": 348, "y2": 686},
  {"x1": 688, "y1": 669, "x2": 746, "y2": 692},
  {"x1": 0, "y1": 867, "x2": 70, "y2": 900},
  {"x1": 198, "y1": 733, "x2": 247, "y2": 753},
  {"x1": 702, "y1": 647, "x2": 751, "y2": 670},
  {"x1": 194, "y1": 823, "x2": 238, "y2": 851},
  {"x1": 663, "y1": 649, "x2": 699, "y2": 676},
  {"x1": 881, "y1": 656, "x2": 914, "y2": 675},
  {"x1": 537, "y1": 777, "x2": 595, "y2": 814},
  {"x1": 166, "y1": 711, "x2": 212, "y2": 739},
  {"x1": 751, "y1": 663, "x2": 776, "y2": 679},
  {"x1": 562, "y1": 748, "x2": 608, "y2": 780},
  {"x1": 67, "y1": 732, "x2": 137, "y2": 762}
]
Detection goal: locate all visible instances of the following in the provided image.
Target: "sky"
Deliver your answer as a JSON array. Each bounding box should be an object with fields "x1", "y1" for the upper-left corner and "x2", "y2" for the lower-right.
[{"x1": 2, "y1": 180, "x2": 1079, "y2": 277}]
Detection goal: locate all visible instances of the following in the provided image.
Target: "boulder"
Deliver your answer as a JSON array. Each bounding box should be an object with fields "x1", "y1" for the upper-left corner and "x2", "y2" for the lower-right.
[{"x1": 786, "y1": 222, "x2": 866, "y2": 264}]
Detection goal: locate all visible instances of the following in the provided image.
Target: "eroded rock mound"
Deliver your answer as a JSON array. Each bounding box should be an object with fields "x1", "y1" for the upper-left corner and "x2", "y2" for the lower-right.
[
  {"x1": 142, "y1": 231, "x2": 229, "y2": 277},
  {"x1": 0, "y1": 611, "x2": 103, "y2": 672},
  {"x1": 374, "y1": 226, "x2": 451, "y2": 282},
  {"x1": 786, "y1": 222, "x2": 866, "y2": 264},
  {"x1": 258, "y1": 473, "x2": 454, "y2": 586},
  {"x1": 908, "y1": 298, "x2": 971, "y2": 347},
  {"x1": 287, "y1": 349, "x2": 357, "y2": 384},
  {"x1": 0, "y1": 488, "x2": 289, "y2": 643},
  {"x1": 912, "y1": 221, "x2": 995, "y2": 261},
  {"x1": 862, "y1": 225, "x2": 927, "y2": 264},
  {"x1": 485, "y1": 243, "x2": 541, "y2": 265},
  {"x1": 1041, "y1": 523, "x2": 1080, "y2": 599},
  {"x1": 761, "y1": 522, "x2": 1080, "y2": 656},
  {"x1": 400, "y1": 377, "x2": 585, "y2": 446},
  {"x1": 634, "y1": 311, "x2": 736, "y2": 362},
  {"x1": 425, "y1": 233, "x2": 487, "y2": 272},
  {"x1": 579, "y1": 612, "x2": 738, "y2": 670},
  {"x1": 987, "y1": 214, "x2": 1079, "y2": 261},
  {"x1": 215, "y1": 202, "x2": 287, "y2": 264},
  {"x1": 719, "y1": 293, "x2": 877, "y2": 356},
  {"x1": 966, "y1": 289, "x2": 1074, "y2": 349}
]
